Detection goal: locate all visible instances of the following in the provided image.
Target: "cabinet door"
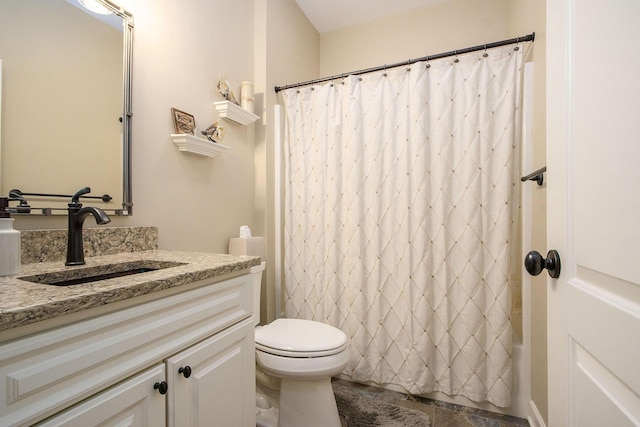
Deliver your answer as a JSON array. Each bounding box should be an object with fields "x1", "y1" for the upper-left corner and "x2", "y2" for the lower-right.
[
  {"x1": 167, "y1": 317, "x2": 255, "y2": 427},
  {"x1": 36, "y1": 364, "x2": 166, "y2": 427}
]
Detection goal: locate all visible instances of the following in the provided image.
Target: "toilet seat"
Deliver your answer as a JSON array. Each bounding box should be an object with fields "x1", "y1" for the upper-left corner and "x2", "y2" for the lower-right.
[{"x1": 255, "y1": 318, "x2": 348, "y2": 358}]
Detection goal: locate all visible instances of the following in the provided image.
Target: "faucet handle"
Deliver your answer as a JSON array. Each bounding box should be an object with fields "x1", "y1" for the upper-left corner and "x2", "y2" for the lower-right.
[
  {"x1": 8, "y1": 189, "x2": 31, "y2": 213},
  {"x1": 70, "y1": 187, "x2": 91, "y2": 205}
]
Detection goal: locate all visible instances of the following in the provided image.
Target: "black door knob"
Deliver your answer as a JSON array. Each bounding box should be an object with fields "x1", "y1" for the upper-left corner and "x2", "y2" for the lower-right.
[
  {"x1": 524, "y1": 250, "x2": 561, "y2": 278},
  {"x1": 154, "y1": 381, "x2": 168, "y2": 395},
  {"x1": 178, "y1": 366, "x2": 192, "y2": 378}
]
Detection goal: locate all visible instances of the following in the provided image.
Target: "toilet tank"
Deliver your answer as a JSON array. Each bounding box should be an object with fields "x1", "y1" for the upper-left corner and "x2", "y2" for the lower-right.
[{"x1": 250, "y1": 262, "x2": 266, "y2": 326}]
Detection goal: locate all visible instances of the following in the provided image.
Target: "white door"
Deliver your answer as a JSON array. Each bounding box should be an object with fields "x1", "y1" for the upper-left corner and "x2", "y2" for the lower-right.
[{"x1": 546, "y1": 1, "x2": 640, "y2": 426}]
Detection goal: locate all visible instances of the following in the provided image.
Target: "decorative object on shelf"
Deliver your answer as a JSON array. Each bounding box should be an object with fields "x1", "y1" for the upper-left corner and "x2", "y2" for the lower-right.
[
  {"x1": 201, "y1": 120, "x2": 226, "y2": 143},
  {"x1": 216, "y1": 75, "x2": 239, "y2": 105},
  {"x1": 240, "y1": 81, "x2": 254, "y2": 113},
  {"x1": 171, "y1": 108, "x2": 196, "y2": 135},
  {"x1": 170, "y1": 133, "x2": 230, "y2": 158},
  {"x1": 214, "y1": 101, "x2": 259, "y2": 126}
]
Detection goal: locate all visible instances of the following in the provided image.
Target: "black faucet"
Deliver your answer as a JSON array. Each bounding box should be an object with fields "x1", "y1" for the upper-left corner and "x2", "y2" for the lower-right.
[{"x1": 66, "y1": 187, "x2": 111, "y2": 266}]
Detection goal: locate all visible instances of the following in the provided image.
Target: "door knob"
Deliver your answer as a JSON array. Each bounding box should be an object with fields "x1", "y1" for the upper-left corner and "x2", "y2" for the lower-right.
[{"x1": 525, "y1": 250, "x2": 561, "y2": 278}]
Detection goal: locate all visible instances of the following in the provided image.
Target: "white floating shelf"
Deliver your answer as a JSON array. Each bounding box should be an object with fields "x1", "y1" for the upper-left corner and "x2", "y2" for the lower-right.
[
  {"x1": 170, "y1": 134, "x2": 230, "y2": 158},
  {"x1": 214, "y1": 101, "x2": 259, "y2": 125}
]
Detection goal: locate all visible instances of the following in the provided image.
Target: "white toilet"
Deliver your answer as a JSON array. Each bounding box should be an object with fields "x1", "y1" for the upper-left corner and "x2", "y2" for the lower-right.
[{"x1": 250, "y1": 262, "x2": 350, "y2": 427}]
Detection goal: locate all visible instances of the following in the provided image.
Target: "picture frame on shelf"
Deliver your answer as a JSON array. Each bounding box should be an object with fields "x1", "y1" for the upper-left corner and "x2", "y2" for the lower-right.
[{"x1": 171, "y1": 108, "x2": 196, "y2": 135}]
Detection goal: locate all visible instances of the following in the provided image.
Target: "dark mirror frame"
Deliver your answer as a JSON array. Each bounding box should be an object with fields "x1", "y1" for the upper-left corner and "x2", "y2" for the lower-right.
[{"x1": 119, "y1": 1, "x2": 134, "y2": 216}]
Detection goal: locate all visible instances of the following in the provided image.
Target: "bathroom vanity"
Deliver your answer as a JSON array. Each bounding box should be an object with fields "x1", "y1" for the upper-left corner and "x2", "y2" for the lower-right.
[{"x1": 0, "y1": 250, "x2": 260, "y2": 426}]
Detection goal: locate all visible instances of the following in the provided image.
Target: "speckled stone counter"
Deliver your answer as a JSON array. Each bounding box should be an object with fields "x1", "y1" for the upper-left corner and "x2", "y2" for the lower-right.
[{"x1": 0, "y1": 251, "x2": 260, "y2": 332}]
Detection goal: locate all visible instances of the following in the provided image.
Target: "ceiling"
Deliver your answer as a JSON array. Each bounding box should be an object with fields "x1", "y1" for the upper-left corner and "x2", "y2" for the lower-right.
[{"x1": 294, "y1": 0, "x2": 446, "y2": 33}]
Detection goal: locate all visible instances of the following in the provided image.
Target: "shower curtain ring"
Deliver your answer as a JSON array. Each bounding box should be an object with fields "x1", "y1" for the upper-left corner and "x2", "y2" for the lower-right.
[
  {"x1": 483, "y1": 44, "x2": 488, "y2": 57},
  {"x1": 383, "y1": 64, "x2": 387, "y2": 77},
  {"x1": 514, "y1": 37, "x2": 520, "y2": 51},
  {"x1": 454, "y1": 50, "x2": 459, "y2": 63}
]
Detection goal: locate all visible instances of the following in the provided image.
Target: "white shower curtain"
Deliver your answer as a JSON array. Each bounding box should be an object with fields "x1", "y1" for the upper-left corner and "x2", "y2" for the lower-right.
[{"x1": 281, "y1": 44, "x2": 523, "y2": 407}]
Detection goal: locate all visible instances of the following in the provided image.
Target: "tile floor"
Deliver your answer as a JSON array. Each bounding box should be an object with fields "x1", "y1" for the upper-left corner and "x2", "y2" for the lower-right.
[{"x1": 333, "y1": 378, "x2": 530, "y2": 427}]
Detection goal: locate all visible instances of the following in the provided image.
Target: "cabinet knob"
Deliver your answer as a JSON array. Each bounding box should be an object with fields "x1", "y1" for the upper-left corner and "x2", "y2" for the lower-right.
[
  {"x1": 178, "y1": 366, "x2": 192, "y2": 378},
  {"x1": 154, "y1": 381, "x2": 168, "y2": 395}
]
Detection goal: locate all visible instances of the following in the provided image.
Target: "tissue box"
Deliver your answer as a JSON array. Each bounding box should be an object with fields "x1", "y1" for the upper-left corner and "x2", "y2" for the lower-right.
[{"x1": 229, "y1": 237, "x2": 265, "y2": 260}]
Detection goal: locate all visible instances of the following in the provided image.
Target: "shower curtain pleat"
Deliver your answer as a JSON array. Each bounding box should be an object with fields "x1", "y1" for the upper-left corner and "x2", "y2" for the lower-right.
[{"x1": 282, "y1": 44, "x2": 523, "y2": 407}]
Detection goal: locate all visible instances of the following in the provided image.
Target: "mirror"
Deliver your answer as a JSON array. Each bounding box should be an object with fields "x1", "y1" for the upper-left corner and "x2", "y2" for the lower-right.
[{"x1": 0, "y1": 0, "x2": 133, "y2": 215}]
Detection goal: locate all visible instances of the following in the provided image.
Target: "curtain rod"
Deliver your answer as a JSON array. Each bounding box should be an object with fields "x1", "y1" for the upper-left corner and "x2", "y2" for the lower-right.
[{"x1": 274, "y1": 32, "x2": 534, "y2": 93}]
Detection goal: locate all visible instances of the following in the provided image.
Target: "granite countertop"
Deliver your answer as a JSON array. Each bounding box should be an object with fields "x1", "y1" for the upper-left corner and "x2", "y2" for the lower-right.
[{"x1": 0, "y1": 251, "x2": 261, "y2": 333}]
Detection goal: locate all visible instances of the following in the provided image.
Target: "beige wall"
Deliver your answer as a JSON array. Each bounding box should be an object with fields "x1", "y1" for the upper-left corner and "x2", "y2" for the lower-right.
[
  {"x1": 319, "y1": 0, "x2": 509, "y2": 76},
  {"x1": 124, "y1": 0, "x2": 257, "y2": 253}
]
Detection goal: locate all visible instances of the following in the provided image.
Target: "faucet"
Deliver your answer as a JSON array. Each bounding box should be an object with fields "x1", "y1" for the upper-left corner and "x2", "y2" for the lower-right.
[
  {"x1": 8, "y1": 189, "x2": 31, "y2": 214},
  {"x1": 66, "y1": 187, "x2": 111, "y2": 266}
]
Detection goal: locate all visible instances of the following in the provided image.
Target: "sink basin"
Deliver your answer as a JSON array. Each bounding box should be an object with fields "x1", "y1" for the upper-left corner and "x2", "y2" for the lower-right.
[{"x1": 19, "y1": 260, "x2": 186, "y2": 286}]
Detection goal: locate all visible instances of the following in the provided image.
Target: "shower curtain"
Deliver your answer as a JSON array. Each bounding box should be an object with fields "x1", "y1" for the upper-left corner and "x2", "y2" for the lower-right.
[{"x1": 281, "y1": 44, "x2": 523, "y2": 407}]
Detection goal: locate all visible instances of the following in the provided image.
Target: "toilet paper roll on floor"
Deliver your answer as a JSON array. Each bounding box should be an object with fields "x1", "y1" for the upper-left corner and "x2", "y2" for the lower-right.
[{"x1": 229, "y1": 225, "x2": 265, "y2": 260}]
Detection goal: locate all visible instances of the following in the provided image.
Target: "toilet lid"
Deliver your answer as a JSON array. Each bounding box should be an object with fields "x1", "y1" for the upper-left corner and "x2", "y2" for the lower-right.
[{"x1": 255, "y1": 319, "x2": 348, "y2": 356}]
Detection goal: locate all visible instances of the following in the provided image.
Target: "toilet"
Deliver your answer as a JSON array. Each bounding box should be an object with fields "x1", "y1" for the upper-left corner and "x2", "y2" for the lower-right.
[{"x1": 249, "y1": 262, "x2": 350, "y2": 427}]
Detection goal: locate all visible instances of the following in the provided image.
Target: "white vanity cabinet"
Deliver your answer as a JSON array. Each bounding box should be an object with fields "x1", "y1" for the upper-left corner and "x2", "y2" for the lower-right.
[
  {"x1": 0, "y1": 272, "x2": 256, "y2": 427},
  {"x1": 35, "y1": 364, "x2": 167, "y2": 426}
]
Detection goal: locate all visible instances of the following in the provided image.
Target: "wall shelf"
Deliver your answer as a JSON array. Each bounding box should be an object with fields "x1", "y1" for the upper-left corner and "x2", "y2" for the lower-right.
[
  {"x1": 214, "y1": 101, "x2": 259, "y2": 125},
  {"x1": 170, "y1": 134, "x2": 230, "y2": 158}
]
